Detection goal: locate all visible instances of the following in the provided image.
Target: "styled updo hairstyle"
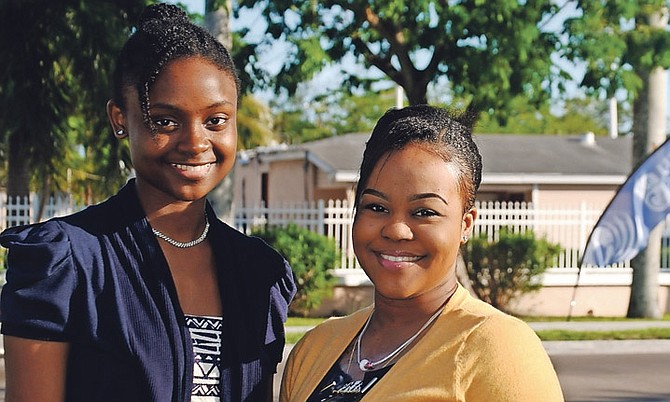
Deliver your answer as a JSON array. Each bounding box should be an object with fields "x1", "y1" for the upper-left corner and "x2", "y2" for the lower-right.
[
  {"x1": 354, "y1": 104, "x2": 482, "y2": 214},
  {"x1": 111, "y1": 3, "x2": 240, "y2": 131}
]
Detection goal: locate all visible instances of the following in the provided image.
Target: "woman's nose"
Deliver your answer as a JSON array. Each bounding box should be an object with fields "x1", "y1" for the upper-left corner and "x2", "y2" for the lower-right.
[
  {"x1": 381, "y1": 218, "x2": 414, "y2": 241},
  {"x1": 179, "y1": 124, "x2": 210, "y2": 154}
]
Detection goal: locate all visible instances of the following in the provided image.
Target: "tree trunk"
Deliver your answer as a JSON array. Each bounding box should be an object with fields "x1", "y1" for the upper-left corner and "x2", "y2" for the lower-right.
[
  {"x1": 6, "y1": 131, "x2": 31, "y2": 199},
  {"x1": 205, "y1": 0, "x2": 235, "y2": 224},
  {"x1": 627, "y1": 8, "x2": 666, "y2": 318},
  {"x1": 403, "y1": 79, "x2": 429, "y2": 106},
  {"x1": 6, "y1": 131, "x2": 32, "y2": 227},
  {"x1": 205, "y1": 0, "x2": 233, "y2": 50}
]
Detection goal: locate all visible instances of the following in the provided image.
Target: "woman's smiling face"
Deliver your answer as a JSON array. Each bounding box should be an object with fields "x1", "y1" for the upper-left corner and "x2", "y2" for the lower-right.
[
  {"x1": 115, "y1": 56, "x2": 238, "y2": 206},
  {"x1": 352, "y1": 143, "x2": 475, "y2": 301}
]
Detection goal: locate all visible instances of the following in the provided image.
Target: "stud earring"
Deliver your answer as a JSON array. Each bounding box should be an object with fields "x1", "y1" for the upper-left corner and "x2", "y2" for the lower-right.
[
  {"x1": 462, "y1": 235, "x2": 469, "y2": 243},
  {"x1": 116, "y1": 129, "x2": 124, "y2": 135}
]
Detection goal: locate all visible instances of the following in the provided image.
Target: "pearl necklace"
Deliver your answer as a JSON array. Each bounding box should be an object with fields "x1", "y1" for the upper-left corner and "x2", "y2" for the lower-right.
[
  {"x1": 356, "y1": 303, "x2": 446, "y2": 372},
  {"x1": 152, "y1": 215, "x2": 210, "y2": 248}
]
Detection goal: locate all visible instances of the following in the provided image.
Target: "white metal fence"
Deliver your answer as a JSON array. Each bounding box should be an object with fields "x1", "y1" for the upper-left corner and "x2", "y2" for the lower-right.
[
  {"x1": 2, "y1": 194, "x2": 669, "y2": 271},
  {"x1": 0, "y1": 193, "x2": 79, "y2": 229}
]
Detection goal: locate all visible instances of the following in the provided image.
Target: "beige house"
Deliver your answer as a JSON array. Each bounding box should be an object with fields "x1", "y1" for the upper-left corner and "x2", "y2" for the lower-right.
[
  {"x1": 234, "y1": 131, "x2": 630, "y2": 211},
  {"x1": 233, "y1": 132, "x2": 670, "y2": 317}
]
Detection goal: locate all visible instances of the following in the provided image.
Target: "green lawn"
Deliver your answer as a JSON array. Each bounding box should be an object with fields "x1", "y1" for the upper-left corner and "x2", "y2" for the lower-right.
[{"x1": 536, "y1": 327, "x2": 670, "y2": 341}]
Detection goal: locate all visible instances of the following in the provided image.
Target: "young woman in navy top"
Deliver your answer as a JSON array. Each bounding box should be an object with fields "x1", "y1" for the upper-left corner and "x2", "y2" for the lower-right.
[{"x1": 0, "y1": 4, "x2": 295, "y2": 401}]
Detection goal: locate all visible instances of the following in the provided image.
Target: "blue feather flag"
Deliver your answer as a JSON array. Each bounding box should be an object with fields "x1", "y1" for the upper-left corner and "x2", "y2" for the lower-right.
[{"x1": 581, "y1": 136, "x2": 670, "y2": 267}]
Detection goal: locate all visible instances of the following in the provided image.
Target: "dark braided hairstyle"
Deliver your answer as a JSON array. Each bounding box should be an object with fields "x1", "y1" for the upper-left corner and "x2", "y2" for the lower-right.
[
  {"x1": 111, "y1": 3, "x2": 240, "y2": 132},
  {"x1": 354, "y1": 104, "x2": 482, "y2": 214}
]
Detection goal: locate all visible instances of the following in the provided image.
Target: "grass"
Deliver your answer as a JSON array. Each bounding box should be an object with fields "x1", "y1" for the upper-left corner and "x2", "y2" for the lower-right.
[
  {"x1": 521, "y1": 313, "x2": 670, "y2": 322},
  {"x1": 285, "y1": 315, "x2": 670, "y2": 344},
  {"x1": 537, "y1": 327, "x2": 670, "y2": 341}
]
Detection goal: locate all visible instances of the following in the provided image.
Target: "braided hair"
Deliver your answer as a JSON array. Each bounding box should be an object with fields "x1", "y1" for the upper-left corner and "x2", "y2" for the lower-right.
[
  {"x1": 354, "y1": 105, "x2": 482, "y2": 213},
  {"x1": 111, "y1": 3, "x2": 239, "y2": 132}
]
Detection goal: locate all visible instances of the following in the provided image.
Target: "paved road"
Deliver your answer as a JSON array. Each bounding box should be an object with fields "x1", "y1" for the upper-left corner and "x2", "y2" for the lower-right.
[{"x1": 552, "y1": 352, "x2": 670, "y2": 401}]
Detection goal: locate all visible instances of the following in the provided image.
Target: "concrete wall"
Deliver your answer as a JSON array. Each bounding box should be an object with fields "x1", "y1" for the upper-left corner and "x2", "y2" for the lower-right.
[{"x1": 535, "y1": 186, "x2": 617, "y2": 208}]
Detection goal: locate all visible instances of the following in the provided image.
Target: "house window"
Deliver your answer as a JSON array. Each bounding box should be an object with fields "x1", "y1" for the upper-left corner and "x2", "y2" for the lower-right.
[
  {"x1": 261, "y1": 173, "x2": 268, "y2": 206},
  {"x1": 500, "y1": 192, "x2": 526, "y2": 203}
]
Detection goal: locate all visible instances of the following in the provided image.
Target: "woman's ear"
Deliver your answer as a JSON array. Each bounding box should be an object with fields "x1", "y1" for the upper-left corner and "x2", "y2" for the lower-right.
[
  {"x1": 106, "y1": 99, "x2": 128, "y2": 139},
  {"x1": 461, "y1": 207, "x2": 477, "y2": 245}
]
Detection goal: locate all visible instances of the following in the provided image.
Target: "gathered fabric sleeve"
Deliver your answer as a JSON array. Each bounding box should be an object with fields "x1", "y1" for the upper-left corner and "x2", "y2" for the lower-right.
[
  {"x1": 458, "y1": 315, "x2": 565, "y2": 402},
  {"x1": 265, "y1": 259, "x2": 297, "y2": 370},
  {"x1": 0, "y1": 221, "x2": 78, "y2": 342}
]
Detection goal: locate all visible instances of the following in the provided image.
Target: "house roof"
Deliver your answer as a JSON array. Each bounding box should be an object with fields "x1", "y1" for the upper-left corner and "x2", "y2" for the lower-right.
[{"x1": 240, "y1": 132, "x2": 634, "y2": 185}]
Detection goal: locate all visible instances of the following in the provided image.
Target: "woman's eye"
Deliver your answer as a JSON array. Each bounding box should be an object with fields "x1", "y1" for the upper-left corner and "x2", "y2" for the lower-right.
[
  {"x1": 363, "y1": 203, "x2": 387, "y2": 213},
  {"x1": 207, "y1": 116, "x2": 228, "y2": 128},
  {"x1": 153, "y1": 118, "x2": 177, "y2": 129},
  {"x1": 415, "y1": 208, "x2": 438, "y2": 217}
]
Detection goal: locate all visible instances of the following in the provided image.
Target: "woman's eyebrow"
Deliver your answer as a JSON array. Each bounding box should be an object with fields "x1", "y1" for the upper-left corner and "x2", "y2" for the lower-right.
[
  {"x1": 363, "y1": 189, "x2": 449, "y2": 205},
  {"x1": 410, "y1": 193, "x2": 449, "y2": 205},
  {"x1": 361, "y1": 188, "x2": 387, "y2": 199},
  {"x1": 150, "y1": 100, "x2": 234, "y2": 112}
]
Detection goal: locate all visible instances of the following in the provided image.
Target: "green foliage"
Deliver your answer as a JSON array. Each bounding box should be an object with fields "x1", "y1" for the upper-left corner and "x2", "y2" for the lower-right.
[
  {"x1": 463, "y1": 227, "x2": 561, "y2": 313},
  {"x1": 0, "y1": 0, "x2": 146, "y2": 201},
  {"x1": 235, "y1": 0, "x2": 560, "y2": 118},
  {"x1": 252, "y1": 224, "x2": 340, "y2": 316},
  {"x1": 562, "y1": 0, "x2": 670, "y2": 100}
]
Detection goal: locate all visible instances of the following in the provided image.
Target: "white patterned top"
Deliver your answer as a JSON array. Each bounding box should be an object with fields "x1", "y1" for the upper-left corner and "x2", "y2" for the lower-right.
[{"x1": 185, "y1": 314, "x2": 223, "y2": 402}]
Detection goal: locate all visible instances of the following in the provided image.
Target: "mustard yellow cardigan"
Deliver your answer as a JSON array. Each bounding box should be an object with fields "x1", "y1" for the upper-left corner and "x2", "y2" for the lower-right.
[{"x1": 280, "y1": 285, "x2": 564, "y2": 402}]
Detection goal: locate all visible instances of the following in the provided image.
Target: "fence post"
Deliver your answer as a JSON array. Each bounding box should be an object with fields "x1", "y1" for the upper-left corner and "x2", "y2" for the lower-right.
[
  {"x1": 317, "y1": 199, "x2": 325, "y2": 236},
  {"x1": 579, "y1": 201, "x2": 588, "y2": 261}
]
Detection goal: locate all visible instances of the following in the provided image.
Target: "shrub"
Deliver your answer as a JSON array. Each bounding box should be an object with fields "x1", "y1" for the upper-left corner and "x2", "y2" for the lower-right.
[
  {"x1": 252, "y1": 223, "x2": 340, "y2": 317},
  {"x1": 463, "y1": 227, "x2": 561, "y2": 313}
]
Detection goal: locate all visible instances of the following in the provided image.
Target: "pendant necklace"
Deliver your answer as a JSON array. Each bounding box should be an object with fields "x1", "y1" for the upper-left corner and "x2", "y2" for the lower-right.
[
  {"x1": 356, "y1": 302, "x2": 447, "y2": 372},
  {"x1": 152, "y1": 214, "x2": 210, "y2": 248}
]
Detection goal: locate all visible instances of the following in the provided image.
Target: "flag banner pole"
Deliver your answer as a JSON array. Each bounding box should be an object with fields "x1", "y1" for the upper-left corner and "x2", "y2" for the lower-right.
[{"x1": 569, "y1": 136, "x2": 670, "y2": 319}]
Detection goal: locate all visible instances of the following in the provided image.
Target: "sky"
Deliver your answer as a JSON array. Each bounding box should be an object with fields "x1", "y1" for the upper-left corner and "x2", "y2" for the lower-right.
[
  {"x1": 172, "y1": 0, "x2": 204, "y2": 14},
  {"x1": 168, "y1": 0, "x2": 670, "y2": 129}
]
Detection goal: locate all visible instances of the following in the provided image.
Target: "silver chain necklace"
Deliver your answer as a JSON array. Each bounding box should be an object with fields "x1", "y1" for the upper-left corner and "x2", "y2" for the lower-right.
[
  {"x1": 152, "y1": 214, "x2": 210, "y2": 248},
  {"x1": 356, "y1": 302, "x2": 447, "y2": 372}
]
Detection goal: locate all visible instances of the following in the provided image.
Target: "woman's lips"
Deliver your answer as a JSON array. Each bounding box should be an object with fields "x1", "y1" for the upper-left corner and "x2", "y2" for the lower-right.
[
  {"x1": 171, "y1": 162, "x2": 212, "y2": 179},
  {"x1": 378, "y1": 253, "x2": 422, "y2": 269}
]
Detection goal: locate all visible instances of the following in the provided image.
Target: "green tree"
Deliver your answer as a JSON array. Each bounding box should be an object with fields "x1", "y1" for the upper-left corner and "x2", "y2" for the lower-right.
[
  {"x1": 463, "y1": 227, "x2": 561, "y2": 313},
  {"x1": 235, "y1": 0, "x2": 560, "y2": 118},
  {"x1": 0, "y1": 0, "x2": 146, "y2": 207},
  {"x1": 562, "y1": 1, "x2": 670, "y2": 318}
]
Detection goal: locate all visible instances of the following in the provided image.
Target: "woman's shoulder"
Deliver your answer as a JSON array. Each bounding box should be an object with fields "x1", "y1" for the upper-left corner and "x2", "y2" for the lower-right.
[
  {"x1": 445, "y1": 286, "x2": 535, "y2": 340},
  {"x1": 298, "y1": 307, "x2": 372, "y2": 345},
  {"x1": 0, "y1": 219, "x2": 72, "y2": 255}
]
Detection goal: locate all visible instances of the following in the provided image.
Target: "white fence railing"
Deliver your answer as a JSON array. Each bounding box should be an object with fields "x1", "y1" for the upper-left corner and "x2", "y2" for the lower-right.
[
  {"x1": 0, "y1": 193, "x2": 79, "y2": 229},
  {"x1": 2, "y1": 194, "x2": 669, "y2": 271}
]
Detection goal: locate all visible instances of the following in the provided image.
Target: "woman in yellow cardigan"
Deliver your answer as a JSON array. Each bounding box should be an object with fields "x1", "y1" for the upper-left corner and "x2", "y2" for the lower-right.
[{"x1": 280, "y1": 105, "x2": 564, "y2": 402}]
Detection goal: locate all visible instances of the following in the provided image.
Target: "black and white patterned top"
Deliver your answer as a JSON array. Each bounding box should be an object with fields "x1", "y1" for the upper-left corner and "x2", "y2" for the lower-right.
[{"x1": 185, "y1": 314, "x2": 223, "y2": 402}]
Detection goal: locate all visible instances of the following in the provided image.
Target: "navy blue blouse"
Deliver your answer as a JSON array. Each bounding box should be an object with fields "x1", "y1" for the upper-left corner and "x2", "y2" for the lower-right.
[{"x1": 0, "y1": 180, "x2": 296, "y2": 402}]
